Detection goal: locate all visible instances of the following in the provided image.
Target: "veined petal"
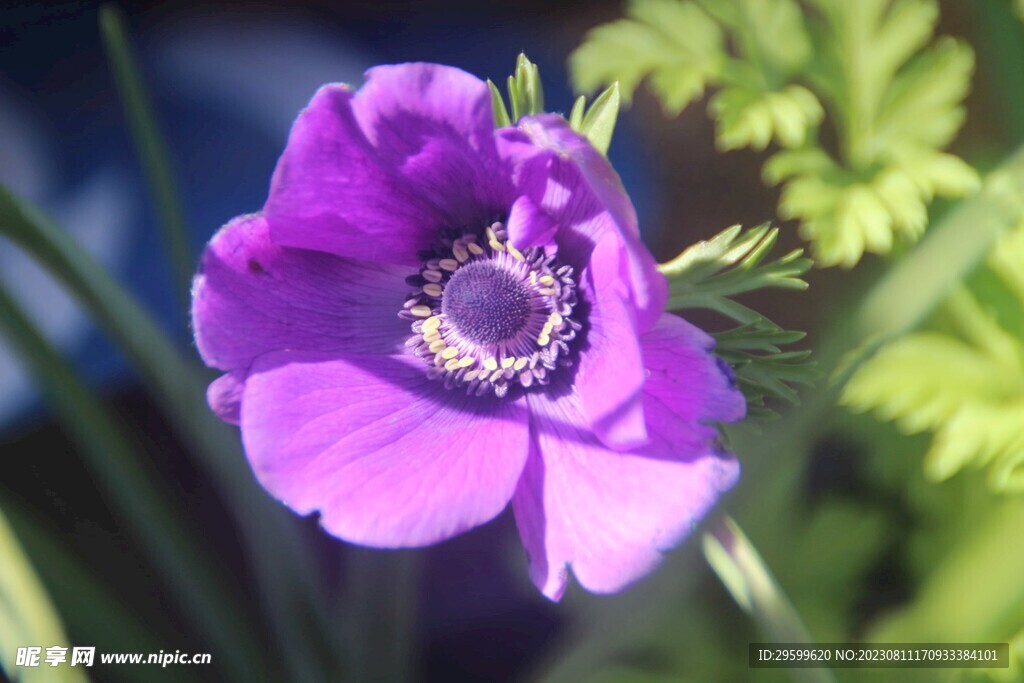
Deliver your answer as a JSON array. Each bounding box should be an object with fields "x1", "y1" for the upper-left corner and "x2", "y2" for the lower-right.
[
  {"x1": 265, "y1": 65, "x2": 510, "y2": 265},
  {"x1": 192, "y1": 214, "x2": 409, "y2": 373},
  {"x1": 241, "y1": 350, "x2": 531, "y2": 547},
  {"x1": 575, "y1": 233, "x2": 647, "y2": 451},
  {"x1": 641, "y1": 313, "x2": 747, "y2": 429},
  {"x1": 513, "y1": 314, "x2": 743, "y2": 600},
  {"x1": 498, "y1": 115, "x2": 668, "y2": 333}
]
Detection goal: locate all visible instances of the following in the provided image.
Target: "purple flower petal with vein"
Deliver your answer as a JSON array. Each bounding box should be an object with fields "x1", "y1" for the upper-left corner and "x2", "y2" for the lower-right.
[{"x1": 191, "y1": 63, "x2": 745, "y2": 600}]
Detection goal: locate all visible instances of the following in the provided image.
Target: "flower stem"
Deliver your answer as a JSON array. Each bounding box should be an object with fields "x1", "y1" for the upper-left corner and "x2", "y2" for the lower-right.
[{"x1": 703, "y1": 516, "x2": 838, "y2": 683}]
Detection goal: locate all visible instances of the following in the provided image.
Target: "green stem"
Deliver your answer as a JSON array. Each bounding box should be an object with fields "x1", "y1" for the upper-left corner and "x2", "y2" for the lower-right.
[
  {"x1": 99, "y1": 4, "x2": 193, "y2": 310},
  {"x1": 704, "y1": 517, "x2": 837, "y2": 683}
]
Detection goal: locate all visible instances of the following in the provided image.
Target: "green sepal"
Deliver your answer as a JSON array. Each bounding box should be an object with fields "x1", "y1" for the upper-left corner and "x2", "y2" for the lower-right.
[
  {"x1": 496, "y1": 53, "x2": 547, "y2": 125},
  {"x1": 568, "y1": 95, "x2": 587, "y2": 130},
  {"x1": 578, "y1": 82, "x2": 621, "y2": 155},
  {"x1": 487, "y1": 79, "x2": 512, "y2": 128}
]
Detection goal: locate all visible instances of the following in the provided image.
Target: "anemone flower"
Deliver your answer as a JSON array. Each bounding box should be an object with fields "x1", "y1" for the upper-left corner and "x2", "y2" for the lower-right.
[{"x1": 192, "y1": 63, "x2": 745, "y2": 599}]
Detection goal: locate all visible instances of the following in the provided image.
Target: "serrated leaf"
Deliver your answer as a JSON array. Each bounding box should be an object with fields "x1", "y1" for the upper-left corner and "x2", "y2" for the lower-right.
[
  {"x1": 776, "y1": 148, "x2": 980, "y2": 267},
  {"x1": 806, "y1": 0, "x2": 939, "y2": 125},
  {"x1": 710, "y1": 83, "x2": 824, "y2": 151},
  {"x1": 573, "y1": 0, "x2": 977, "y2": 267},
  {"x1": 787, "y1": 0, "x2": 977, "y2": 266},
  {"x1": 762, "y1": 147, "x2": 838, "y2": 185},
  {"x1": 701, "y1": 0, "x2": 814, "y2": 80},
  {"x1": 842, "y1": 333, "x2": 1020, "y2": 432},
  {"x1": 872, "y1": 37, "x2": 974, "y2": 159},
  {"x1": 660, "y1": 224, "x2": 813, "y2": 415},
  {"x1": 570, "y1": 0, "x2": 724, "y2": 114},
  {"x1": 737, "y1": 0, "x2": 813, "y2": 76},
  {"x1": 843, "y1": 264, "x2": 1024, "y2": 492},
  {"x1": 579, "y1": 82, "x2": 621, "y2": 155}
]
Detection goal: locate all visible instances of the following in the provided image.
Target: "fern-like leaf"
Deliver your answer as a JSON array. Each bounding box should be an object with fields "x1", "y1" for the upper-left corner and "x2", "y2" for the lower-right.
[
  {"x1": 842, "y1": 225, "x2": 1024, "y2": 491},
  {"x1": 660, "y1": 224, "x2": 815, "y2": 416},
  {"x1": 572, "y1": 0, "x2": 980, "y2": 267},
  {"x1": 570, "y1": 0, "x2": 724, "y2": 114}
]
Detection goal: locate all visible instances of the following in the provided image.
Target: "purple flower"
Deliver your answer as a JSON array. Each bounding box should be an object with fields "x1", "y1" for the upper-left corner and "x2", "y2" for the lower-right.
[{"x1": 191, "y1": 63, "x2": 745, "y2": 599}]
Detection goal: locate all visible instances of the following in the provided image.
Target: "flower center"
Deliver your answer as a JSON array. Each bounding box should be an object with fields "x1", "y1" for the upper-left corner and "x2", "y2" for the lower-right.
[
  {"x1": 400, "y1": 221, "x2": 580, "y2": 397},
  {"x1": 441, "y1": 261, "x2": 533, "y2": 346}
]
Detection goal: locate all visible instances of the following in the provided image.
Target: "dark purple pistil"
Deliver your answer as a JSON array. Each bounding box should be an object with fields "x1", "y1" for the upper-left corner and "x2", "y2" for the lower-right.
[{"x1": 442, "y1": 261, "x2": 532, "y2": 345}]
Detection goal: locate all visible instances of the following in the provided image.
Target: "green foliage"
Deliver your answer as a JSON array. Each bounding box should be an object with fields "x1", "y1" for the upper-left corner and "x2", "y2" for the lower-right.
[
  {"x1": 491, "y1": 55, "x2": 622, "y2": 155},
  {"x1": 0, "y1": 258, "x2": 266, "y2": 681},
  {"x1": 570, "y1": 0, "x2": 724, "y2": 115},
  {"x1": 659, "y1": 224, "x2": 815, "y2": 416},
  {"x1": 571, "y1": 0, "x2": 980, "y2": 267},
  {"x1": 842, "y1": 223, "x2": 1024, "y2": 492}
]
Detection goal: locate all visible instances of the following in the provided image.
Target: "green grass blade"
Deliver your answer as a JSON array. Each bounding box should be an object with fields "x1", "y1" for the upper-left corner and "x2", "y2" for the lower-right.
[
  {"x1": 0, "y1": 283, "x2": 267, "y2": 682},
  {"x1": 0, "y1": 497, "x2": 190, "y2": 683},
  {"x1": 345, "y1": 549, "x2": 419, "y2": 683},
  {"x1": 99, "y1": 5, "x2": 192, "y2": 309},
  {"x1": 0, "y1": 186, "x2": 336, "y2": 680},
  {"x1": 0, "y1": 508, "x2": 90, "y2": 683}
]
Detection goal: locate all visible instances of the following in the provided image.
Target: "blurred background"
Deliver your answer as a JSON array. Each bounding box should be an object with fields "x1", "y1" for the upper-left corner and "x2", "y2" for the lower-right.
[{"x1": 1, "y1": 1, "x2": 1023, "y2": 682}]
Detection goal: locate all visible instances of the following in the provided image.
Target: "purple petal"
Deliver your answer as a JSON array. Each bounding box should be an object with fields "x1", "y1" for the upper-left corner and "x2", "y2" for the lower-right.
[
  {"x1": 513, "y1": 392, "x2": 739, "y2": 601},
  {"x1": 498, "y1": 115, "x2": 668, "y2": 333},
  {"x1": 513, "y1": 314, "x2": 744, "y2": 598},
  {"x1": 352, "y1": 64, "x2": 511, "y2": 226},
  {"x1": 207, "y1": 371, "x2": 245, "y2": 425},
  {"x1": 265, "y1": 65, "x2": 509, "y2": 265},
  {"x1": 241, "y1": 350, "x2": 530, "y2": 547},
  {"x1": 641, "y1": 313, "x2": 747, "y2": 428},
  {"x1": 192, "y1": 214, "x2": 410, "y2": 374},
  {"x1": 506, "y1": 194, "x2": 558, "y2": 248},
  {"x1": 575, "y1": 233, "x2": 647, "y2": 451}
]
